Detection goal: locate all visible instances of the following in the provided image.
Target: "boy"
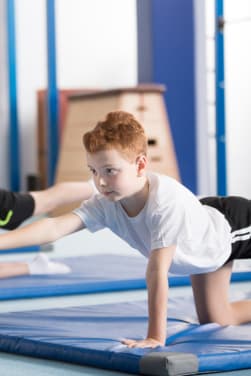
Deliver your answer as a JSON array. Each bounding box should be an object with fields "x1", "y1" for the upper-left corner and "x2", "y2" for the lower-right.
[
  {"x1": 0, "y1": 110, "x2": 251, "y2": 348},
  {"x1": 0, "y1": 181, "x2": 93, "y2": 278}
]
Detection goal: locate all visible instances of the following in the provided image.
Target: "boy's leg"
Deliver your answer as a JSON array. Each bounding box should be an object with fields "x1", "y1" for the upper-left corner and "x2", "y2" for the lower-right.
[
  {"x1": 31, "y1": 181, "x2": 93, "y2": 216},
  {"x1": 0, "y1": 189, "x2": 35, "y2": 230},
  {"x1": 0, "y1": 253, "x2": 71, "y2": 279},
  {"x1": 191, "y1": 261, "x2": 251, "y2": 325},
  {"x1": 0, "y1": 182, "x2": 93, "y2": 229},
  {"x1": 0, "y1": 262, "x2": 29, "y2": 278}
]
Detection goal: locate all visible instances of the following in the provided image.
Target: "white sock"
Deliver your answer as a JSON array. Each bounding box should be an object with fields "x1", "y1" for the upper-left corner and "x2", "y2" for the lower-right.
[{"x1": 28, "y1": 253, "x2": 71, "y2": 275}]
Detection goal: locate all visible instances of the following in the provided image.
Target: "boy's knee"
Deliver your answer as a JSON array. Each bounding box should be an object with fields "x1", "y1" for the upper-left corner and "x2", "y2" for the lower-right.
[
  {"x1": 197, "y1": 307, "x2": 236, "y2": 326},
  {"x1": 0, "y1": 190, "x2": 35, "y2": 230}
]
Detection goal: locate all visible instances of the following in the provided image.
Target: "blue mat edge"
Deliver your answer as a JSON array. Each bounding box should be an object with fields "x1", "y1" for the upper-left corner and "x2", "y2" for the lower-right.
[
  {"x1": 0, "y1": 271, "x2": 251, "y2": 301},
  {"x1": 0, "y1": 279, "x2": 147, "y2": 301},
  {"x1": 0, "y1": 332, "x2": 251, "y2": 374},
  {"x1": 0, "y1": 245, "x2": 40, "y2": 254}
]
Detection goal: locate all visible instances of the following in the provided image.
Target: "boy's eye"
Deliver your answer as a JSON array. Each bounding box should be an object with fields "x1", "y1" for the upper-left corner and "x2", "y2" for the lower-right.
[
  {"x1": 106, "y1": 168, "x2": 117, "y2": 175},
  {"x1": 89, "y1": 168, "x2": 97, "y2": 176}
]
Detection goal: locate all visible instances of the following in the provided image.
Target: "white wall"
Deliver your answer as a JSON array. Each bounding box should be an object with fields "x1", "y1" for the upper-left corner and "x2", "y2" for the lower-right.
[
  {"x1": 205, "y1": 0, "x2": 218, "y2": 196},
  {"x1": 194, "y1": 0, "x2": 218, "y2": 196},
  {"x1": 224, "y1": 0, "x2": 251, "y2": 197},
  {"x1": 194, "y1": 0, "x2": 212, "y2": 196},
  {"x1": 1, "y1": 0, "x2": 137, "y2": 189},
  {"x1": 56, "y1": 0, "x2": 137, "y2": 88},
  {"x1": 15, "y1": 0, "x2": 47, "y2": 189}
]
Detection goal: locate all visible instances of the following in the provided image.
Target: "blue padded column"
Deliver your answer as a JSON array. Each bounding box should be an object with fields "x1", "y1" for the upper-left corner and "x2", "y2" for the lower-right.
[
  {"x1": 137, "y1": 0, "x2": 197, "y2": 193},
  {"x1": 6, "y1": 0, "x2": 20, "y2": 191},
  {"x1": 215, "y1": 0, "x2": 227, "y2": 195},
  {"x1": 46, "y1": 0, "x2": 59, "y2": 186}
]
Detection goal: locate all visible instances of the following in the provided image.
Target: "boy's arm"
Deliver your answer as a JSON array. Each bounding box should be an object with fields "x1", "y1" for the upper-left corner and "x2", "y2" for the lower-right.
[
  {"x1": 0, "y1": 213, "x2": 84, "y2": 251},
  {"x1": 122, "y1": 245, "x2": 176, "y2": 348}
]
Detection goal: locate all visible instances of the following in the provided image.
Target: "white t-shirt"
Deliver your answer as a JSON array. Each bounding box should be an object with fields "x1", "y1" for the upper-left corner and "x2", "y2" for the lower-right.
[{"x1": 74, "y1": 173, "x2": 232, "y2": 275}]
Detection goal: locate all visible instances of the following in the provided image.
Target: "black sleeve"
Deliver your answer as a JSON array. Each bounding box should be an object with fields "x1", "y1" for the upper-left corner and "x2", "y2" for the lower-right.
[{"x1": 0, "y1": 189, "x2": 35, "y2": 230}]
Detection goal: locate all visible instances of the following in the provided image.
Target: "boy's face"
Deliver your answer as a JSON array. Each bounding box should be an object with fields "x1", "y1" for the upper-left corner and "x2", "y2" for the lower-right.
[{"x1": 86, "y1": 149, "x2": 146, "y2": 202}]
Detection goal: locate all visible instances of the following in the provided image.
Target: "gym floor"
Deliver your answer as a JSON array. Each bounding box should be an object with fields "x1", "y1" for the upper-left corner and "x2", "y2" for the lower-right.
[{"x1": 0, "y1": 222, "x2": 251, "y2": 376}]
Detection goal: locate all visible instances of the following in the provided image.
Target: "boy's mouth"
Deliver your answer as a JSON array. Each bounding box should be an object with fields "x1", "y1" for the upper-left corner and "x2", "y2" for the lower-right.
[{"x1": 102, "y1": 191, "x2": 115, "y2": 196}]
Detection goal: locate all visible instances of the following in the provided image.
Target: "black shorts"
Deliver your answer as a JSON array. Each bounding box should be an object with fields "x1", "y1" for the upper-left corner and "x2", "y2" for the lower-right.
[
  {"x1": 200, "y1": 196, "x2": 251, "y2": 262},
  {"x1": 0, "y1": 189, "x2": 35, "y2": 230}
]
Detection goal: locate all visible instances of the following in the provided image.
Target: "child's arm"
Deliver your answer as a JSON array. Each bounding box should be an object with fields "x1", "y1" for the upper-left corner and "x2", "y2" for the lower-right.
[
  {"x1": 0, "y1": 213, "x2": 84, "y2": 251},
  {"x1": 122, "y1": 246, "x2": 175, "y2": 348}
]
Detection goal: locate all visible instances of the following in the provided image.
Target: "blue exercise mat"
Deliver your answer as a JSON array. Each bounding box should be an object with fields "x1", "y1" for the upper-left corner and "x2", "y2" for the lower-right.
[
  {"x1": 1, "y1": 254, "x2": 251, "y2": 300},
  {"x1": 0, "y1": 292, "x2": 250, "y2": 375}
]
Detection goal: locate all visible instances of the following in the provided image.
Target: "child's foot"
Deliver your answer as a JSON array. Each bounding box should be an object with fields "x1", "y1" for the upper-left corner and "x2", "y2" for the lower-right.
[{"x1": 28, "y1": 253, "x2": 71, "y2": 275}]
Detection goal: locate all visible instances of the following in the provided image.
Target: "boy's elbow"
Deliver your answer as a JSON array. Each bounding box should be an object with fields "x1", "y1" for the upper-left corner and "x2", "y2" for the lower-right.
[
  {"x1": 40, "y1": 217, "x2": 62, "y2": 242},
  {"x1": 44, "y1": 213, "x2": 81, "y2": 242}
]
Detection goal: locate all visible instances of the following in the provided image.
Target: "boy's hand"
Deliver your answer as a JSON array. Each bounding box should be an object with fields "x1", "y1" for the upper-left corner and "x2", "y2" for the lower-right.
[{"x1": 121, "y1": 337, "x2": 163, "y2": 348}]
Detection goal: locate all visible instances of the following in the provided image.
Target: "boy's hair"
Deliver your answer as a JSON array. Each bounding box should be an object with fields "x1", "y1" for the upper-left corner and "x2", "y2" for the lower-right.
[{"x1": 83, "y1": 110, "x2": 147, "y2": 160}]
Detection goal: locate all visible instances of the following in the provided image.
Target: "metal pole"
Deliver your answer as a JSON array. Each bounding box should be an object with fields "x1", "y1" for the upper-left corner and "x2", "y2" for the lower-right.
[
  {"x1": 46, "y1": 0, "x2": 59, "y2": 186},
  {"x1": 6, "y1": 0, "x2": 20, "y2": 191}
]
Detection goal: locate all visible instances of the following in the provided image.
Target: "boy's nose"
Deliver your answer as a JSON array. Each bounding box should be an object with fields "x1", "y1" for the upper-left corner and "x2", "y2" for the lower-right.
[{"x1": 98, "y1": 176, "x2": 107, "y2": 186}]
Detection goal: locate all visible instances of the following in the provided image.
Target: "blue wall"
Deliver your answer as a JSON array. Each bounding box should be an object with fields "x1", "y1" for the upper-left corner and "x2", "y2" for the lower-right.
[{"x1": 137, "y1": 0, "x2": 197, "y2": 193}]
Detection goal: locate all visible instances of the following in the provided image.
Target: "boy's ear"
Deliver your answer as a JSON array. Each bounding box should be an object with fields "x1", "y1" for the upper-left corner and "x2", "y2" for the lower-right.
[{"x1": 136, "y1": 155, "x2": 147, "y2": 176}]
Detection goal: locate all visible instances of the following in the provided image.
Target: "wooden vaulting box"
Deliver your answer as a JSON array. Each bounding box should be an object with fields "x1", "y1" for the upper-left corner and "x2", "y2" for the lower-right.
[{"x1": 53, "y1": 84, "x2": 180, "y2": 214}]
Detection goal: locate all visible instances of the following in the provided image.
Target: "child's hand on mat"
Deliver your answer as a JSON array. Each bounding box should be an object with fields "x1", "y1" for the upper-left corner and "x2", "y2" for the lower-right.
[{"x1": 121, "y1": 337, "x2": 163, "y2": 348}]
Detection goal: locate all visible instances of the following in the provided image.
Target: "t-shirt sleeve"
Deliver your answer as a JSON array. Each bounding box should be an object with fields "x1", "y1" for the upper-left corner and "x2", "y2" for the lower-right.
[{"x1": 73, "y1": 195, "x2": 106, "y2": 233}]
